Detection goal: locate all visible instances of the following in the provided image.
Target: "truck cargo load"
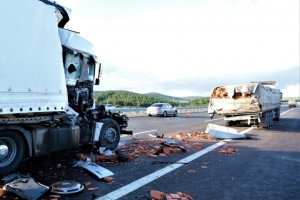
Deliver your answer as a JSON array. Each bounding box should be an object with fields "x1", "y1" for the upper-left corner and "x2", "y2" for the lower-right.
[{"x1": 208, "y1": 82, "x2": 281, "y2": 128}]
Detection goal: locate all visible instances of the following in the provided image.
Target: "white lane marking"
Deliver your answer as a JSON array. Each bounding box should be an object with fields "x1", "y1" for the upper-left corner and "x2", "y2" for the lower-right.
[
  {"x1": 204, "y1": 118, "x2": 223, "y2": 122},
  {"x1": 148, "y1": 133, "x2": 157, "y2": 138},
  {"x1": 97, "y1": 127, "x2": 254, "y2": 200},
  {"x1": 280, "y1": 108, "x2": 296, "y2": 116},
  {"x1": 121, "y1": 130, "x2": 158, "y2": 138},
  {"x1": 133, "y1": 130, "x2": 158, "y2": 136}
]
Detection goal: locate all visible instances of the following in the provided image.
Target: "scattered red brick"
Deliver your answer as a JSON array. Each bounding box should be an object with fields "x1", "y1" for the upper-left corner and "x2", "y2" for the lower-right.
[
  {"x1": 87, "y1": 187, "x2": 99, "y2": 191},
  {"x1": 0, "y1": 188, "x2": 6, "y2": 197},
  {"x1": 151, "y1": 190, "x2": 194, "y2": 200},
  {"x1": 182, "y1": 193, "x2": 193, "y2": 199},
  {"x1": 170, "y1": 193, "x2": 181, "y2": 198},
  {"x1": 150, "y1": 190, "x2": 165, "y2": 200},
  {"x1": 103, "y1": 176, "x2": 114, "y2": 183},
  {"x1": 218, "y1": 147, "x2": 239, "y2": 154},
  {"x1": 92, "y1": 131, "x2": 208, "y2": 163},
  {"x1": 84, "y1": 182, "x2": 92, "y2": 186},
  {"x1": 171, "y1": 131, "x2": 213, "y2": 141}
]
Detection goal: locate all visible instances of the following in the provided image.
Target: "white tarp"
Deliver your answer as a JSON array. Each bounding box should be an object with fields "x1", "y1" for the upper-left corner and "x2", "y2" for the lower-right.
[{"x1": 0, "y1": 0, "x2": 68, "y2": 115}]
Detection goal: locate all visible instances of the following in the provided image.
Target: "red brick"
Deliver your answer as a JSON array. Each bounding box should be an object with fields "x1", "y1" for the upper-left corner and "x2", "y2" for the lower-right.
[
  {"x1": 163, "y1": 147, "x2": 172, "y2": 154},
  {"x1": 182, "y1": 193, "x2": 193, "y2": 199},
  {"x1": 103, "y1": 176, "x2": 114, "y2": 183},
  {"x1": 150, "y1": 190, "x2": 165, "y2": 200},
  {"x1": 0, "y1": 188, "x2": 6, "y2": 197},
  {"x1": 170, "y1": 193, "x2": 181, "y2": 198}
]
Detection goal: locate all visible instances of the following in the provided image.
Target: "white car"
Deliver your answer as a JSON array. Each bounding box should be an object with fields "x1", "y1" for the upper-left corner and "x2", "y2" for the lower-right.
[
  {"x1": 103, "y1": 104, "x2": 116, "y2": 112},
  {"x1": 147, "y1": 103, "x2": 177, "y2": 117}
]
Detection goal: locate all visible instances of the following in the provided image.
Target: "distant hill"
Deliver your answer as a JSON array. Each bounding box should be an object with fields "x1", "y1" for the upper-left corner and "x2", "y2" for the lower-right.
[
  {"x1": 93, "y1": 90, "x2": 209, "y2": 107},
  {"x1": 144, "y1": 92, "x2": 203, "y2": 102},
  {"x1": 144, "y1": 92, "x2": 185, "y2": 102}
]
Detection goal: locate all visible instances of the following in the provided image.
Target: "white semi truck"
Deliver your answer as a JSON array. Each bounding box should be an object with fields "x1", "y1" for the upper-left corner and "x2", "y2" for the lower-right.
[
  {"x1": 208, "y1": 81, "x2": 281, "y2": 128},
  {"x1": 0, "y1": 0, "x2": 131, "y2": 175}
]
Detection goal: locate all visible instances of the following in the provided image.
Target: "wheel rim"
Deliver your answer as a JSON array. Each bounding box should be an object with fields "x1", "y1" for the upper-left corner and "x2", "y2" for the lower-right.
[
  {"x1": 104, "y1": 127, "x2": 117, "y2": 144},
  {"x1": 0, "y1": 137, "x2": 17, "y2": 167}
]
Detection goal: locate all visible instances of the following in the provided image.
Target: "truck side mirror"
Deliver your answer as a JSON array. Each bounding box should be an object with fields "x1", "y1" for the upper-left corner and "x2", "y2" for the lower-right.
[{"x1": 95, "y1": 78, "x2": 100, "y2": 85}]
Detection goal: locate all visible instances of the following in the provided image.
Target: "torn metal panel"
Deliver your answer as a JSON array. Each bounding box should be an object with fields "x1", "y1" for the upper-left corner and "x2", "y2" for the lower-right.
[
  {"x1": 4, "y1": 177, "x2": 48, "y2": 200},
  {"x1": 1, "y1": 173, "x2": 30, "y2": 185},
  {"x1": 73, "y1": 158, "x2": 114, "y2": 179},
  {"x1": 206, "y1": 124, "x2": 245, "y2": 139}
]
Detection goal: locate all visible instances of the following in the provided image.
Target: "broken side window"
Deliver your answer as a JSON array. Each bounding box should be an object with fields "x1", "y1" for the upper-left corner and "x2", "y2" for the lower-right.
[{"x1": 64, "y1": 53, "x2": 83, "y2": 86}]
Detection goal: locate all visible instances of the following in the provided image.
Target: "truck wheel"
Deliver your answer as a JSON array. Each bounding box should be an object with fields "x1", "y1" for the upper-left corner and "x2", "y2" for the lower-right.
[
  {"x1": 0, "y1": 131, "x2": 25, "y2": 175},
  {"x1": 273, "y1": 109, "x2": 280, "y2": 121},
  {"x1": 261, "y1": 112, "x2": 272, "y2": 128},
  {"x1": 98, "y1": 119, "x2": 121, "y2": 150}
]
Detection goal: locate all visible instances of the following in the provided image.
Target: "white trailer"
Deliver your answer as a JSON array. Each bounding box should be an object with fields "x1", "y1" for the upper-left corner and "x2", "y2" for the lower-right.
[
  {"x1": 208, "y1": 82, "x2": 281, "y2": 128},
  {"x1": 0, "y1": 0, "x2": 131, "y2": 175}
]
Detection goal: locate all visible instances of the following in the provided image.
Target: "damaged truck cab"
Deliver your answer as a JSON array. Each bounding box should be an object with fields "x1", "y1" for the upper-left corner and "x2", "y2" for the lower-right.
[{"x1": 0, "y1": 0, "x2": 131, "y2": 175}]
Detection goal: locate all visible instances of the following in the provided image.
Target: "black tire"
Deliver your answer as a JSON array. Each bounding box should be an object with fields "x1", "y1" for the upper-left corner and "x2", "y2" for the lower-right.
[
  {"x1": 98, "y1": 118, "x2": 121, "y2": 150},
  {"x1": 225, "y1": 121, "x2": 232, "y2": 127},
  {"x1": 173, "y1": 111, "x2": 177, "y2": 117},
  {"x1": 260, "y1": 112, "x2": 270, "y2": 128},
  {"x1": 163, "y1": 111, "x2": 167, "y2": 117},
  {"x1": 273, "y1": 109, "x2": 280, "y2": 121},
  {"x1": 0, "y1": 131, "x2": 25, "y2": 175}
]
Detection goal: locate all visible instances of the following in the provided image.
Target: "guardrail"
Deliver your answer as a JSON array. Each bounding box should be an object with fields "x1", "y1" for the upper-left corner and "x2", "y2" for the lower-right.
[
  {"x1": 109, "y1": 102, "x2": 291, "y2": 117},
  {"x1": 109, "y1": 106, "x2": 208, "y2": 117}
]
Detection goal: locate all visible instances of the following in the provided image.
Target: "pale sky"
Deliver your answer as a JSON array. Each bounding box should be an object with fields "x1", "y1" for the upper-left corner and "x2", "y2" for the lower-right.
[{"x1": 58, "y1": 0, "x2": 299, "y2": 97}]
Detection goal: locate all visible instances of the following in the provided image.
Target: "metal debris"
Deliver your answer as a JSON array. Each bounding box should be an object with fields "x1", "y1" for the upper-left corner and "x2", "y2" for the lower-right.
[
  {"x1": 73, "y1": 157, "x2": 114, "y2": 179},
  {"x1": 4, "y1": 177, "x2": 48, "y2": 200},
  {"x1": 50, "y1": 180, "x2": 84, "y2": 194},
  {"x1": 206, "y1": 123, "x2": 245, "y2": 139}
]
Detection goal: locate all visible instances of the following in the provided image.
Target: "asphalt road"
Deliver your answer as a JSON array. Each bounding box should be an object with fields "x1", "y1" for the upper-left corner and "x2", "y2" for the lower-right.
[{"x1": 2, "y1": 106, "x2": 299, "y2": 200}]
